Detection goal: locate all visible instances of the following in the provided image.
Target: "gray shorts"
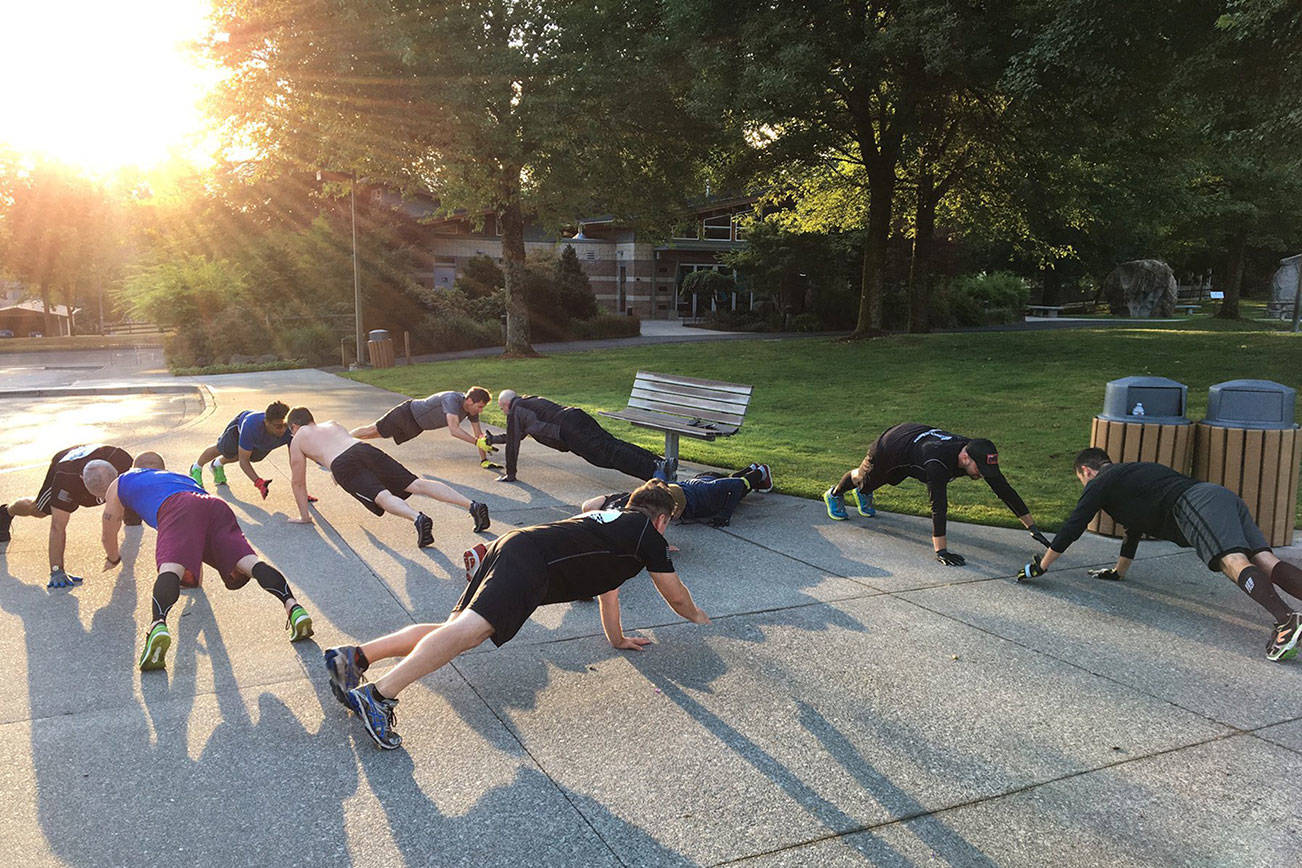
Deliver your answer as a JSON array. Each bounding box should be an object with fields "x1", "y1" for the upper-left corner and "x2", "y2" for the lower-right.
[{"x1": 1172, "y1": 482, "x2": 1271, "y2": 570}]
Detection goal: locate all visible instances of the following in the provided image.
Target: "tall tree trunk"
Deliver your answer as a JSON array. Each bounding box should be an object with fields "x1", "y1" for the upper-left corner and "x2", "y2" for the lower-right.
[
  {"x1": 908, "y1": 166, "x2": 936, "y2": 334},
  {"x1": 40, "y1": 283, "x2": 53, "y2": 337},
  {"x1": 855, "y1": 163, "x2": 895, "y2": 336},
  {"x1": 1217, "y1": 232, "x2": 1246, "y2": 319},
  {"x1": 499, "y1": 195, "x2": 534, "y2": 354},
  {"x1": 1041, "y1": 267, "x2": 1063, "y2": 307}
]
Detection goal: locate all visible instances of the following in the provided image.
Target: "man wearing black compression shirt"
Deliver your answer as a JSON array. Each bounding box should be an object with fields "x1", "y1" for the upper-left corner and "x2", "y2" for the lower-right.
[
  {"x1": 1020, "y1": 447, "x2": 1302, "y2": 662},
  {"x1": 824, "y1": 423, "x2": 1048, "y2": 566}
]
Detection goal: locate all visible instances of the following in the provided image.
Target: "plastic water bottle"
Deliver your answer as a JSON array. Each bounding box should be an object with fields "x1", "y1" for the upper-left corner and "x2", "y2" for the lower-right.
[{"x1": 1132, "y1": 402, "x2": 1145, "y2": 417}]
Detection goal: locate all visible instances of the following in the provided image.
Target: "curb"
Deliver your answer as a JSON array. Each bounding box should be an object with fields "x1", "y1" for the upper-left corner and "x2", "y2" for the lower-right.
[{"x1": 0, "y1": 384, "x2": 203, "y2": 400}]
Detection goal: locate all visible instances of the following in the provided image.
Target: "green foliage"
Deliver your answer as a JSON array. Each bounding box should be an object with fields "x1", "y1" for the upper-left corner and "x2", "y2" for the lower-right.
[
  {"x1": 454, "y1": 256, "x2": 503, "y2": 299},
  {"x1": 942, "y1": 272, "x2": 1030, "y2": 327},
  {"x1": 791, "y1": 313, "x2": 822, "y2": 332},
  {"x1": 567, "y1": 313, "x2": 642, "y2": 340},
  {"x1": 680, "y1": 270, "x2": 737, "y2": 304}
]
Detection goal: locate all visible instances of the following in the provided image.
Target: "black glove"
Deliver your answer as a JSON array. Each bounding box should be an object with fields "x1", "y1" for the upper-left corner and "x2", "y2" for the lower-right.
[
  {"x1": 495, "y1": 473, "x2": 517, "y2": 483},
  {"x1": 707, "y1": 516, "x2": 731, "y2": 528},
  {"x1": 1088, "y1": 567, "x2": 1123, "y2": 581},
  {"x1": 1018, "y1": 554, "x2": 1045, "y2": 582},
  {"x1": 935, "y1": 549, "x2": 965, "y2": 567},
  {"x1": 1029, "y1": 525, "x2": 1051, "y2": 548},
  {"x1": 483, "y1": 431, "x2": 506, "y2": 447},
  {"x1": 480, "y1": 459, "x2": 504, "y2": 471}
]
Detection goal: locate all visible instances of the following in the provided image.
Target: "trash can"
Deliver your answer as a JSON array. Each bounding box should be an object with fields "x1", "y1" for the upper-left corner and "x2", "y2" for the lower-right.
[
  {"x1": 367, "y1": 328, "x2": 394, "y2": 369},
  {"x1": 1089, "y1": 376, "x2": 1192, "y2": 537},
  {"x1": 1193, "y1": 379, "x2": 1300, "y2": 546}
]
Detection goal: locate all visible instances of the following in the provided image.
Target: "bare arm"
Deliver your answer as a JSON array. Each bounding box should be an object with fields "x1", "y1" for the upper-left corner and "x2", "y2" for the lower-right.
[
  {"x1": 470, "y1": 419, "x2": 486, "y2": 460},
  {"x1": 101, "y1": 481, "x2": 124, "y2": 567},
  {"x1": 598, "y1": 588, "x2": 652, "y2": 650},
  {"x1": 237, "y1": 447, "x2": 260, "y2": 485},
  {"x1": 48, "y1": 508, "x2": 71, "y2": 570},
  {"x1": 446, "y1": 413, "x2": 480, "y2": 449},
  {"x1": 288, "y1": 442, "x2": 313, "y2": 523},
  {"x1": 649, "y1": 571, "x2": 710, "y2": 624}
]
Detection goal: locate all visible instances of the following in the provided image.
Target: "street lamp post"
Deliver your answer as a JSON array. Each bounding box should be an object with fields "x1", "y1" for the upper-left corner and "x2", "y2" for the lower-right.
[{"x1": 318, "y1": 170, "x2": 364, "y2": 366}]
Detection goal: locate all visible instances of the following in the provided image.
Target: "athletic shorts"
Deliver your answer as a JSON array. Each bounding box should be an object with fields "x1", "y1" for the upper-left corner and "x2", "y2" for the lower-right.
[
  {"x1": 330, "y1": 442, "x2": 417, "y2": 516},
  {"x1": 154, "y1": 492, "x2": 256, "y2": 589},
  {"x1": 453, "y1": 532, "x2": 548, "y2": 646},
  {"x1": 32, "y1": 447, "x2": 74, "y2": 516},
  {"x1": 216, "y1": 421, "x2": 271, "y2": 462},
  {"x1": 375, "y1": 401, "x2": 425, "y2": 445},
  {"x1": 599, "y1": 492, "x2": 631, "y2": 510},
  {"x1": 1172, "y1": 482, "x2": 1271, "y2": 570}
]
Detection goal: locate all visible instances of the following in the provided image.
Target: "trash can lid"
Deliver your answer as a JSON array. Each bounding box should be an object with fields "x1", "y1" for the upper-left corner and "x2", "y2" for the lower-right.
[
  {"x1": 1098, "y1": 376, "x2": 1189, "y2": 424},
  {"x1": 1205, "y1": 379, "x2": 1297, "y2": 429},
  {"x1": 367, "y1": 329, "x2": 391, "y2": 341}
]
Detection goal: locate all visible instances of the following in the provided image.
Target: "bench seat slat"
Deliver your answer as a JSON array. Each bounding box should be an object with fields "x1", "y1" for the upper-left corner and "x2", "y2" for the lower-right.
[
  {"x1": 634, "y1": 371, "x2": 753, "y2": 395},
  {"x1": 630, "y1": 380, "x2": 753, "y2": 406},
  {"x1": 601, "y1": 409, "x2": 734, "y2": 439},
  {"x1": 628, "y1": 389, "x2": 749, "y2": 419}
]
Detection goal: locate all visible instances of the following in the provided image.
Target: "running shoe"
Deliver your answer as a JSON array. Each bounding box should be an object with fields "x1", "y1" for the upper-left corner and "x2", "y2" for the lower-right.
[
  {"x1": 754, "y1": 463, "x2": 773, "y2": 493},
  {"x1": 323, "y1": 646, "x2": 367, "y2": 706},
  {"x1": 188, "y1": 464, "x2": 205, "y2": 489},
  {"x1": 286, "y1": 604, "x2": 314, "y2": 641},
  {"x1": 0, "y1": 505, "x2": 11, "y2": 543},
  {"x1": 653, "y1": 457, "x2": 678, "y2": 482},
  {"x1": 847, "y1": 488, "x2": 875, "y2": 517},
  {"x1": 349, "y1": 684, "x2": 402, "y2": 749},
  {"x1": 211, "y1": 462, "x2": 228, "y2": 486},
  {"x1": 138, "y1": 622, "x2": 171, "y2": 671},
  {"x1": 464, "y1": 543, "x2": 488, "y2": 583},
  {"x1": 1266, "y1": 612, "x2": 1302, "y2": 661},
  {"x1": 469, "y1": 500, "x2": 490, "y2": 533},
  {"x1": 414, "y1": 512, "x2": 434, "y2": 548},
  {"x1": 823, "y1": 487, "x2": 848, "y2": 520}
]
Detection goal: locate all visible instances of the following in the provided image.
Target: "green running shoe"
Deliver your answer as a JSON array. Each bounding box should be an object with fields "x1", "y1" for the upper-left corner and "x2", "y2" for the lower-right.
[
  {"x1": 823, "y1": 487, "x2": 848, "y2": 520},
  {"x1": 847, "y1": 489, "x2": 875, "y2": 517},
  {"x1": 138, "y1": 622, "x2": 171, "y2": 671},
  {"x1": 211, "y1": 462, "x2": 228, "y2": 486},
  {"x1": 189, "y1": 464, "x2": 204, "y2": 489},
  {"x1": 286, "y1": 604, "x2": 314, "y2": 641}
]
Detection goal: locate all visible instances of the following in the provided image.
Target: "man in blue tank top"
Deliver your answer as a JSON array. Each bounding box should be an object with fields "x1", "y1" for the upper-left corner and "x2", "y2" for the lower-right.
[{"x1": 90, "y1": 452, "x2": 314, "y2": 671}]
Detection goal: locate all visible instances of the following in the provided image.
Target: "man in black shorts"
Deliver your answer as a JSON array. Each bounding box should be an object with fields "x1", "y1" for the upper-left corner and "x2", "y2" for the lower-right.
[
  {"x1": 1020, "y1": 447, "x2": 1302, "y2": 661},
  {"x1": 823, "y1": 423, "x2": 1049, "y2": 566},
  {"x1": 322, "y1": 480, "x2": 710, "y2": 749},
  {"x1": 286, "y1": 407, "x2": 489, "y2": 546},
  {"x1": 352, "y1": 387, "x2": 498, "y2": 469},
  {"x1": 487, "y1": 390, "x2": 669, "y2": 483},
  {"x1": 1, "y1": 444, "x2": 134, "y2": 587}
]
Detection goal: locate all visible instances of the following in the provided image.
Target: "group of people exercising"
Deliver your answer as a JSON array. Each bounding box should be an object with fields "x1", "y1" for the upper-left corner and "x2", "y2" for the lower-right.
[{"x1": 1, "y1": 385, "x2": 1299, "y2": 750}]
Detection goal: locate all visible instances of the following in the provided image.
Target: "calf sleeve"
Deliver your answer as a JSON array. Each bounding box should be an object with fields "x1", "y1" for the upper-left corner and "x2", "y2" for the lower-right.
[
  {"x1": 831, "y1": 472, "x2": 856, "y2": 497},
  {"x1": 1236, "y1": 565, "x2": 1293, "y2": 622},
  {"x1": 151, "y1": 571, "x2": 182, "y2": 623},
  {"x1": 251, "y1": 562, "x2": 293, "y2": 603},
  {"x1": 1269, "y1": 560, "x2": 1302, "y2": 601}
]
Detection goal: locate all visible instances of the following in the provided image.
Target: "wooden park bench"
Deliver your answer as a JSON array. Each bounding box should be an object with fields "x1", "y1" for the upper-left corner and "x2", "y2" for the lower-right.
[
  {"x1": 1025, "y1": 304, "x2": 1065, "y2": 318},
  {"x1": 599, "y1": 371, "x2": 753, "y2": 481},
  {"x1": 1174, "y1": 303, "x2": 1201, "y2": 316}
]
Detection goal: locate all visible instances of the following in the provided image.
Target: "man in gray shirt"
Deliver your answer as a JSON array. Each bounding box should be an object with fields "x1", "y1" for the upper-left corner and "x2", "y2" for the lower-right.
[{"x1": 353, "y1": 387, "x2": 494, "y2": 466}]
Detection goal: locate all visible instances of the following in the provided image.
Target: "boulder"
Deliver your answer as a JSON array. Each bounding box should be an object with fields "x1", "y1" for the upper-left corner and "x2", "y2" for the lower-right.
[{"x1": 1102, "y1": 259, "x2": 1177, "y2": 318}]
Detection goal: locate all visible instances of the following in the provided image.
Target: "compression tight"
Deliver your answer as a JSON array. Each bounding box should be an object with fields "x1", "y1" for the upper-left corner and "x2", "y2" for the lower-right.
[
  {"x1": 252, "y1": 562, "x2": 293, "y2": 603},
  {"x1": 1270, "y1": 560, "x2": 1302, "y2": 601},
  {"x1": 151, "y1": 571, "x2": 181, "y2": 623},
  {"x1": 1236, "y1": 565, "x2": 1292, "y2": 622}
]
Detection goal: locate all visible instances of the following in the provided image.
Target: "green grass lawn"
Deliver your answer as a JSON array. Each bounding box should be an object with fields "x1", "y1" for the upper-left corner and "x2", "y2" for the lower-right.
[{"x1": 346, "y1": 315, "x2": 1302, "y2": 532}]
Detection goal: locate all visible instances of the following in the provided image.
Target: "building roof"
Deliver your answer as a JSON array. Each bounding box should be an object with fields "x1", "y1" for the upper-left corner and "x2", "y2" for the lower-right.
[{"x1": 0, "y1": 300, "x2": 77, "y2": 318}]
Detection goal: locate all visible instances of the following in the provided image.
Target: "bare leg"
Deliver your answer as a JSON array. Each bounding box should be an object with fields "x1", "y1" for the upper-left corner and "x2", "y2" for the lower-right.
[
  {"x1": 7, "y1": 499, "x2": 47, "y2": 518},
  {"x1": 374, "y1": 490, "x2": 420, "y2": 521},
  {"x1": 1251, "y1": 551, "x2": 1282, "y2": 574},
  {"x1": 359, "y1": 622, "x2": 447, "y2": 664},
  {"x1": 195, "y1": 445, "x2": 221, "y2": 466},
  {"x1": 372, "y1": 610, "x2": 494, "y2": 698},
  {"x1": 407, "y1": 478, "x2": 471, "y2": 509},
  {"x1": 350, "y1": 424, "x2": 381, "y2": 439}
]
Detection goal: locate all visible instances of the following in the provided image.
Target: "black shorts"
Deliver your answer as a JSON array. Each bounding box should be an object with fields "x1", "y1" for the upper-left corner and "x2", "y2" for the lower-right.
[
  {"x1": 330, "y1": 443, "x2": 418, "y2": 516},
  {"x1": 216, "y1": 421, "x2": 270, "y2": 462},
  {"x1": 375, "y1": 401, "x2": 424, "y2": 445},
  {"x1": 453, "y1": 532, "x2": 548, "y2": 646},
  {"x1": 1172, "y1": 482, "x2": 1271, "y2": 570},
  {"x1": 599, "y1": 492, "x2": 631, "y2": 510},
  {"x1": 32, "y1": 447, "x2": 74, "y2": 516}
]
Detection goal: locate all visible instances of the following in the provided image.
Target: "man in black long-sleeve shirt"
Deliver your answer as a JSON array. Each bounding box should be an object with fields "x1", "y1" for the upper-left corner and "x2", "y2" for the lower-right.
[
  {"x1": 486, "y1": 390, "x2": 667, "y2": 483},
  {"x1": 1022, "y1": 447, "x2": 1302, "y2": 661},
  {"x1": 824, "y1": 423, "x2": 1048, "y2": 566}
]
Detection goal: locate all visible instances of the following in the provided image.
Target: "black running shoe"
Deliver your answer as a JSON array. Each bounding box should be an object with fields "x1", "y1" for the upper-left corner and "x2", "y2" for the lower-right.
[
  {"x1": 1266, "y1": 612, "x2": 1302, "y2": 662},
  {"x1": 350, "y1": 684, "x2": 402, "y2": 749},
  {"x1": 323, "y1": 646, "x2": 367, "y2": 707},
  {"x1": 0, "y1": 504, "x2": 10, "y2": 543},
  {"x1": 414, "y1": 512, "x2": 434, "y2": 548},
  {"x1": 469, "y1": 500, "x2": 490, "y2": 533}
]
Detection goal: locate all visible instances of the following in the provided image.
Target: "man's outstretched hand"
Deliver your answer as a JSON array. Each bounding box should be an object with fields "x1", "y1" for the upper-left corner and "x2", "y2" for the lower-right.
[
  {"x1": 1088, "y1": 567, "x2": 1123, "y2": 581},
  {"x1": 254, "y1": 478, "x2": 271, "y2": 499},
  {"x1": 1018, "y1": 554, "x2": 1046, "y2": 582},
  {"x1": 611, "y1": 635, "x2": 653, "y2": 651},
  {"x1": 935, "y1": 549, "x2": 966, "y2": 567}
]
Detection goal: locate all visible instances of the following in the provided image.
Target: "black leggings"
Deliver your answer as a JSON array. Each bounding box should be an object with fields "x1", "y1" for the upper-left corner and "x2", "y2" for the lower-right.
[
  {"x1": 151, "y1": 561, "x2": 293, "y2": 623},
  {"x1": 559, "y1": 409, "x2": 660, "y2": 481}
]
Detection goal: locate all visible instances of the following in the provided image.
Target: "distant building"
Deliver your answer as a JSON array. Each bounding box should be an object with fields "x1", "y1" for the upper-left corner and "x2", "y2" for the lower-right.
[{"x1": 0, "y1": 298, "x2": 77, "y2": 337}]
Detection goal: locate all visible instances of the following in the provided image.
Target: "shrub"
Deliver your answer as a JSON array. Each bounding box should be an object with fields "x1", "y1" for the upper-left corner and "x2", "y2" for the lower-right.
[
  {"x1": 280, "y1": 322, "x2": 340, "y2": 365},
  {"x1": 568, "y1": 313, "x2": 641, "y2": 340},
  {"x1": 414, "y1": 312, "x2": 501, "y2": 353},
  {"x1": 946, "y1": 271, "x2": 1029, "y2": 326},
  {"x1": 790, "y1": 312, "x2": 822, "y2": 332}
]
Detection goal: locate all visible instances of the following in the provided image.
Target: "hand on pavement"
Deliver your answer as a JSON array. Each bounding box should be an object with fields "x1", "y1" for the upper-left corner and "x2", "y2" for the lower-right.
[
  {"x1": 1088, "y1": 567, "x2": 1123, "y2": 581},
  {"x1": 254, "y1": 478, "x2": 271, "y2": 499},
  {"x1": 611, "y1": 636, "x2": 653, "y2": 651},
  {"x1": 935, "y1": 549, "x2": 966, "y2": 567}
]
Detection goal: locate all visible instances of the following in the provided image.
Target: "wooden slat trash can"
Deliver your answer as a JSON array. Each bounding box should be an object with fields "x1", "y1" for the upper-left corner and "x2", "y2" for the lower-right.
[
  {"x1": 1088, "y1": 417, "x2": 1193, "y2": 537},
  {"x1": 367, "y1": 329, "x2": 395, "y2": 369},
  {"x1": 1192, "y1": 379, "x2": 1300, "y2": 547}
]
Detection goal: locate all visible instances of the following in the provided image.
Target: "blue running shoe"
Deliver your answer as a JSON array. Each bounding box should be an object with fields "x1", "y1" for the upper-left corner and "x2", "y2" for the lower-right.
[
  {"x1": 349, "y1": 684, "x2": 402, "y2": 749},
  {"x1": 823, "y1": 487, "x2": 848, "y2": 521},
  {"x1": 324, "y1": 646, "x2": 367, "y2": 707},
  {"x1": 847, "y1": 488, "x2": 875, "y2": 517}
]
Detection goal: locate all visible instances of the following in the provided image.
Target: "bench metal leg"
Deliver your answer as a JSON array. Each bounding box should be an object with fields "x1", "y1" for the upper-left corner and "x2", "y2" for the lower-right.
[{"x1": 663, "y1": 432, "x2": 679, "y2": 482}]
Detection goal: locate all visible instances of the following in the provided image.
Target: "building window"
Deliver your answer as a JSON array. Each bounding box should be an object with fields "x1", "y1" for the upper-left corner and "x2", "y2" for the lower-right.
[
  {"x1": 672, "y1": 219, "x2": 700, "y2": 240},
  {"x1": 703, "y1": 214, "x2": 731, "y2": 240}
]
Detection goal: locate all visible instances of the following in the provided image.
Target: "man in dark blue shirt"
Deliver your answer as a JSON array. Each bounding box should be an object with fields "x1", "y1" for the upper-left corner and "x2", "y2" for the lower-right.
[
  {"x1": 189, "y1": 401, "x2": 296, "y2": 499},
  {"x1": 582, "y1": 463, "x2": 773, "y2": 527}
]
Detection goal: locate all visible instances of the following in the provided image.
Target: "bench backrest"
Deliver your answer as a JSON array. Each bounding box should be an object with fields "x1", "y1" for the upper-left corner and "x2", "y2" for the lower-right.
[{"x1": 627, "y1": 370, "x2": 753, "y2": 430}]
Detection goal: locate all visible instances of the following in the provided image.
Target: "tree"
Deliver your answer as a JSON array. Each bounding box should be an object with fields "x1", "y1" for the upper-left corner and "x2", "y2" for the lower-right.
[{"x1": 211, "y1": 0, "x2": 712, "y2": 354}]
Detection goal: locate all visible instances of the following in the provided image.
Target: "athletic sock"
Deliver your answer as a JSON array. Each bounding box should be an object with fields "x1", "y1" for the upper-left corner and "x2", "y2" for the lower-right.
[
  {"x1": 1236, "y1": 565, "x2": 1293, "y2": 622},
  {"x1": 830, "y1": 472, "x2": 856, "y2": 497},
  {"x1": 251, "y1": 561, "x2": 293, "y2": 603},
  {"x1": 151, "y1": 571, "x2": 182, "y2": 623},
  {"x1": 213, "y1": 457, "x2": 224, "y2": 467},
  {"x1": 1269, "y1": 560, "x2": 1302, "y2": 602}
]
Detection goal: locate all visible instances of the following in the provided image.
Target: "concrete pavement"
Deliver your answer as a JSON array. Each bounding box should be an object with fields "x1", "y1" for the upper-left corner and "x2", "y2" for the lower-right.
[{"x1": 0, "y1": 364, "x2": 1298, "y2": 865}]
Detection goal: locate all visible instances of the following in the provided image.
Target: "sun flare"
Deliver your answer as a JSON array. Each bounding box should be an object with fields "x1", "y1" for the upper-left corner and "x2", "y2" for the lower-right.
[{"x1": 0, "y1": 1, "x2": 221, "y2": 174}]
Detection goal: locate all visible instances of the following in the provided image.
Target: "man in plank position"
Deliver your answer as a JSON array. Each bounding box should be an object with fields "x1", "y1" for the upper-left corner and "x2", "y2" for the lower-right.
[
  {"x1": 190, "y1": 401, "x2": 295, "y2": 499},
  {"x1": 581, "y1": 463, "x2": 773, "y2": 528},
  {"x1": 1020, "y1": 447, "x2": 1302, "y2": 661},
  {"x1": 351, "y1": 387, "x2": 499, "y2": 469},
  {"x1": 323, "y1": 480, "x2": 709, "y2": 749},
  {"x1": 287, "y1": 407, "x2": 489, "y2": 546}
]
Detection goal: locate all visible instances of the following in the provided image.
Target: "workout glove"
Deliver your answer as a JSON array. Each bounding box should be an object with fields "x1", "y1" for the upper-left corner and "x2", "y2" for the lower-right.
[
  {"x1": 475, "y1": 435, "x2": 499, "y2": 453},
  {"x1": 481, "y1": 459, "x2": 504, "y2": 471},
  {"x1": 1028, "y1": 525, "x2": 1052, "y2": 548},
  {"x1": 255, "y1": 478, "x2": 272, "y2": 499},
  {"x1": 1088, "y1": 567, "x2": 1123, "y2": 581},
  {"x1": 1018, "y1": 554, "x2": 1045, "y2": 582},
  {"x1": 48, "y1": 567, "x2": 83, "y2": 589},
  {"x1": 935, "y1": 549, "x2": 966, "y2": 567}
]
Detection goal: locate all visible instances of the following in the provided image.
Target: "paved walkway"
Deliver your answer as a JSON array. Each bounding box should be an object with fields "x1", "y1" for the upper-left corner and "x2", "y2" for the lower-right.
[{"x1": 0, "y1": 366, "x2": 1297, "y2": 865}]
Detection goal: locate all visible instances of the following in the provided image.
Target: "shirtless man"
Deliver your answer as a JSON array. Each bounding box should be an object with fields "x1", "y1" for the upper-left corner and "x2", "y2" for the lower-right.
[{"x1": 286, "y1": 407, "x2": 489, "y2": 547}]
